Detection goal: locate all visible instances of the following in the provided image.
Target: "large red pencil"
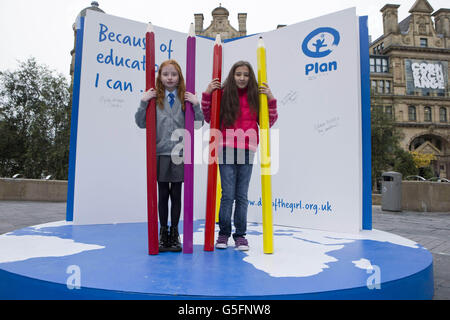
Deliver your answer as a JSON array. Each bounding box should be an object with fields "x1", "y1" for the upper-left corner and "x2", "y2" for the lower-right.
[
  {"x1": 204, "y1": 34, "x2": 222, "y2": 251},
  {"x1": 145, "y1": 23, "x2": 158, "y2": 255}
]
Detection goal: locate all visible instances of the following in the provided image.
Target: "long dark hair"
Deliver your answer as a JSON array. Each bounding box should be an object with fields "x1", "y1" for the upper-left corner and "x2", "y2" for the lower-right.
[{"x1": 220, "y1": 61, "x2": 259, "y2": 127}]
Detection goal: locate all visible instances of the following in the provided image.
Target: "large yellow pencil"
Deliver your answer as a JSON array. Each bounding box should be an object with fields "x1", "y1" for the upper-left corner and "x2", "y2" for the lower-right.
[
  {"x1": 257, "y1": 37, "x2": 274, "y2": 254},
  {"x1": 215, "y1": 168, "x2": 221, "y2": 223}
]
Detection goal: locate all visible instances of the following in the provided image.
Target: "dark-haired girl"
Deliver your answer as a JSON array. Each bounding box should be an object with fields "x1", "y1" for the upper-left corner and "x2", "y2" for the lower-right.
[{"x1": 201, "y1": 60, "x2": 278, "y2": 251}]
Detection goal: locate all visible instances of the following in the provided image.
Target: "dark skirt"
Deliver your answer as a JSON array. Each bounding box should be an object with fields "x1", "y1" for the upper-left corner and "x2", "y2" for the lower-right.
[{"x1": 157, "y1": 155, "x2": 184, "y2": 182}]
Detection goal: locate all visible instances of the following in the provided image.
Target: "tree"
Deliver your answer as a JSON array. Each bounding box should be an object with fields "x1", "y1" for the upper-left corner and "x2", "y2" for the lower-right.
[
  {"x1": 371, "y1": 106, "x2": 401, "y2": 188},
  {"x1": 393, "y1": 149, "x2": 418, "y2": 178},
  {"x1": 410, "y1": 151, "x2": 436, "y2": 179},
  {"x1": 371, "y1": 105, "x2": 419, "y2": 189},
  {"x1": 0, "y1": 58, "x2": 71, "y2": 180},
  {"x1": 410, "y1": 151, "x2": 436, "y2": 169}
]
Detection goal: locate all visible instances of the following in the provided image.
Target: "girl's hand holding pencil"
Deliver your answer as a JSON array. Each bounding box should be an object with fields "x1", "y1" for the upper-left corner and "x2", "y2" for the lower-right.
[
  {"x1": 259, "y1": 82, "x2": 274, "y2": 101},
  {"x1": 206, "y1": 78, "x2": 221, "y2": 94},
  {"x1": 141, "y1": 88, "x2": 157, "y2": 103},
  {"x1": 185, "y1": 92, "x2": 200, "y2": 107}
]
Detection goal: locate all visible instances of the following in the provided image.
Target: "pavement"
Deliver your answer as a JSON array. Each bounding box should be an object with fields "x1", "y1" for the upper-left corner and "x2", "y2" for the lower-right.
[{"x1": 0, "y1": 201, "x2": 448, "y2": 300}]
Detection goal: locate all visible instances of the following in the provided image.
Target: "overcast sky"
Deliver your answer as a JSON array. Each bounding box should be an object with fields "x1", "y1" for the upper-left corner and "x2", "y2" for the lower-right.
[{"x1": 0, "y1": 0, "x2": 448, "y2": 78}]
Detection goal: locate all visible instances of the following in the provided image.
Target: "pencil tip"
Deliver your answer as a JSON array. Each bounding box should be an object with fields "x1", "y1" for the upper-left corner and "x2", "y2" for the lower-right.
[
  {"x1": 188, "y1": 23, "x2": 195, "y2": 37},
  {"x1": 146, "y1": 22, "x2": 153, "y2": 33},
  {"x1": 215, "y1": 33, "x2": 222, "y2": 45},
  {"x1": 258, "y1": 37, "x2": 265, "y2": 47}
]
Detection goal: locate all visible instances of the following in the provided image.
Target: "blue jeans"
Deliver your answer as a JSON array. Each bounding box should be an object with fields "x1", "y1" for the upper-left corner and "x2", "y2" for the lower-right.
[{"x1": 218, "y1": 162, "x2": 253, "y2": 239}]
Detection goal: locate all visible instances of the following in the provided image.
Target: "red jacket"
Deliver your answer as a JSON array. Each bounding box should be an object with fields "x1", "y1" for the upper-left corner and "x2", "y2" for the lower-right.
[{"x1": 201, "y1": 87, "x2": 278, "y2": 152}]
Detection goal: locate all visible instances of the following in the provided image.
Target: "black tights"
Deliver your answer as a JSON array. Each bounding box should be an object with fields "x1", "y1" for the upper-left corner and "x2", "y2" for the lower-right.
[{"x1": 158, "y1": 182, "x2": 182, "y2": 228}]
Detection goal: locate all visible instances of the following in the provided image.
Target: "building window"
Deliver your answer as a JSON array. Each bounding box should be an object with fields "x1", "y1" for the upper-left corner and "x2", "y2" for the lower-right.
[
  {"x1": 371, "y1": 80, "x2": 392, "y2": 94},
  {"x1": 371, "y1": 80, "x2": 377, "y2": 93},
  {"x1": 382, "y1": 58, "x2": 388, "y2": 72},
  {"x1": 385, "y1": 106, "x2": 393, "y2": 119},
  {"x1": 408, "y1": 106, "x2": 417, "y2": 121},
  {"x1": 372, "y1": 43, "x2": 384, "y2": 55},
  {"x1": 378, "y1": 80, "x2": 384, "y2": 94},
  {"x1": 385, "y1": 80, "x2": 391, "y2": 93},
  {"x1": 440, "y1": 107, "x2": 447, "y2": 122},
  {"x1": 370, "y1": 56, "x2": 389, "y2": 73},
  {"x1": 376, "y1": 58, "x2": 382, "y2": 72},
  {"x1": 420, "y1": 38, "x2": 428, "y2": 47},
  {"x1": 424, "y1": 107, "x2": 432, "y2": 122}
]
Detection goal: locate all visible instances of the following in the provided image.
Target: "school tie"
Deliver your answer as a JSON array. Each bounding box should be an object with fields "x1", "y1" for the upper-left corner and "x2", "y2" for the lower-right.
[{"x1": 168, "y1": 93, "x2": 175, "y2": 108}]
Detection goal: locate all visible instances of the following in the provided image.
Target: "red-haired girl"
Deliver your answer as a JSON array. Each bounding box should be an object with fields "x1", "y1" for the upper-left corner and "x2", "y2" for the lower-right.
[{"x1": 136, "y1": 59, "x2": 204, "y2": 252}]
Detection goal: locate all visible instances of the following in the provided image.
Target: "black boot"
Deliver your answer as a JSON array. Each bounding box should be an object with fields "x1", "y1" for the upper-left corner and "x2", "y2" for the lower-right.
[
  {"x1": 159, "y1": 226, "x2": 170, "y2": 252},
  {"x1": 169, "y1": 226, "x2": 182, "y2": 252}
]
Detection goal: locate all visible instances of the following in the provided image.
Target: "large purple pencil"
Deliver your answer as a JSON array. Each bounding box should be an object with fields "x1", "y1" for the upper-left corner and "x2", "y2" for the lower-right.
[{"x1": 183, "y1": 24, "x2": 196, "y2": 253}]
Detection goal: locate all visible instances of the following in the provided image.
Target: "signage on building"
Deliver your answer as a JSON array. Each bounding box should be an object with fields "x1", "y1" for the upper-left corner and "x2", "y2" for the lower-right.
[{"x1": 405, "y1": 59, "x2": 448, "y2": 95}]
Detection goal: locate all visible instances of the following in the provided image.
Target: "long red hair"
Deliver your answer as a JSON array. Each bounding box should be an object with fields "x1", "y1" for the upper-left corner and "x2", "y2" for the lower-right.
[{"x1": 156, "y1": 59, "x2": 186, "y2": 111}]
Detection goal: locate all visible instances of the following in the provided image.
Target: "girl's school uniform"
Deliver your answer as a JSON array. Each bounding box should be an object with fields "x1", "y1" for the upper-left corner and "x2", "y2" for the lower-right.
[
  {"x1": 136, "y1": 89, "x2": 203, "y2": 252},
  {"x1": 135, "y1": 90, "x2": 204, "y2": 182}
]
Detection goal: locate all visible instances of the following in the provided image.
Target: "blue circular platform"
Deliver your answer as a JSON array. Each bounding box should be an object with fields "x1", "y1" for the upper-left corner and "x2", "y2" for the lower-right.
[{"x1": 0, "y1": 220, "x2": 433, "y2": 299}]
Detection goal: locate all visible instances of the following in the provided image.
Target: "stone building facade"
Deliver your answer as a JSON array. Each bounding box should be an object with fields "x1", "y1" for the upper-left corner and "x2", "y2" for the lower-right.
[
  {"x1": 194, "y1": 5, "x2": 247, "y2": 40},
  {"x1": 70, "y1": 2, "x2": 104, "y2": 85},
  {"x1": 370, "y1": 0, "x2": 450, "y2": 178}
]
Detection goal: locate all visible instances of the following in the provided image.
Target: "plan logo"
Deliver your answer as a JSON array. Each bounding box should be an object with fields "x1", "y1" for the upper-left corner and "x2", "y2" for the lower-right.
[
  {"x1": 302, "y1": 27, "x2": 340, "y2": 58},
  {"x1": 302, "y1": 27, "x2": 340, "y2": 76}
]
